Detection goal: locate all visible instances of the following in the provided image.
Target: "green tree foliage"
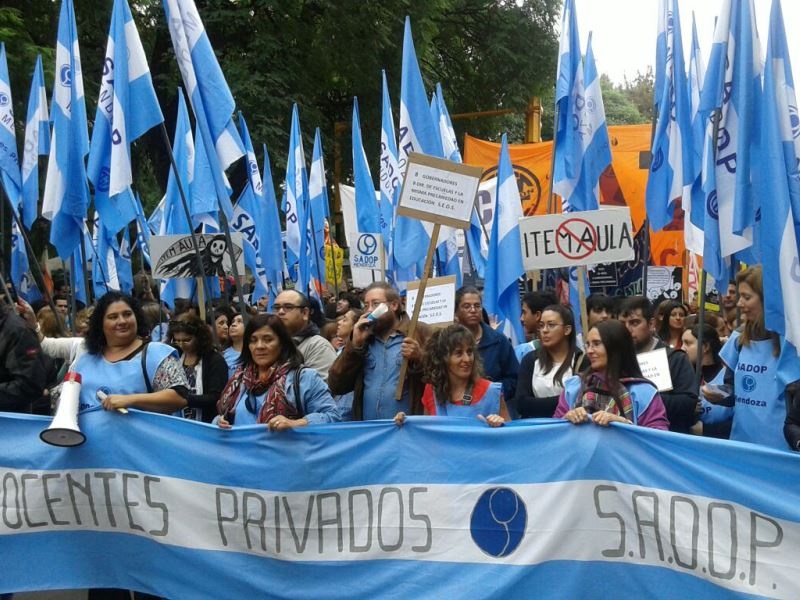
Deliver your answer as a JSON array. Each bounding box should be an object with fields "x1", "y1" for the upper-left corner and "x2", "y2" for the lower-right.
[
  {"x1": 621, "y1": 67, "x2": 655, "y2": 124},
  {"x1": 599, "y1": 74, "x2": 647, "y2": 126}
]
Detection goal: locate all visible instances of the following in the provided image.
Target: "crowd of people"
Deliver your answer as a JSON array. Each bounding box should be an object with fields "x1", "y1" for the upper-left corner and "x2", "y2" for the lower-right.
[{"x1": 2, "y1": 264, "x2": 799, "y2": 454}]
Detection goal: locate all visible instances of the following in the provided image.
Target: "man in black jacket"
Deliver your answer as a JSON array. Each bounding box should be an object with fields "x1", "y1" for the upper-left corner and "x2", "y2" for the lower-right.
[
  {"x1": 0, "y1": 302, "x2": 48, "y2": 413},
  {"x1": 619, "y1": 296, "x2": 698, "y2": 434}
]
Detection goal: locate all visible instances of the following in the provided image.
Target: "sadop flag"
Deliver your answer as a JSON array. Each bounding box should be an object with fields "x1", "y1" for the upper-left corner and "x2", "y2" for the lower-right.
[
  {"x1": 21, "y1": 55, "x2": 50, "y2": 230},
  {"x1": 395, "y1": 16, "x2": 443, "y2": 271},
  {"x1": 118, "y1": 225, "x2": 134, "y2": 294},
  {"x1": 283, "y1": 104, "x2": 310, "y2": 292},
  {"x1": 698, "y1": 0, "x2": 761, "y2": 280},
  {"x1": 352, "y1": 98, "x2": 380, "y2": 234},
  {"x1": 91, "y1": 212, "x2": 121, "y2": 299},
  {"x1": 10, "y1": 219, "x2": 35, "y2": 300},
  {"x1": 0, "y1": 43, "x2": 22, "y2": 211},
  {"x1": 646, "y1": 0, "x2": 694, "y2": 232},
  {"x1": 261, "y1": 143, "x2": 285, "y2": 305},
  {"x1": 42, "y1": 0, "x2": 91, "y2": 259},
  {"x1": 379, "y1": 71, "x2": 399, "y2": 263},
  {"x1": 163, "y1": 0, "x2": 244, "y2": 221},
  {"x1": 685, "y1": 12, "x2": 706, "y2": 255},
  {"x1": 757, "y1": 0, "x2": 800, "y2": 352},
  {"x1": 553, "y1": 29, "x2": 611, "y2": 213},
  {"x1": 87, "y1": 0, "x2": 163, "y2": 234},
  {"x1": 484, "y1": 135, "x2": 524, "y2": 346},
  {"x1": 308, "y1": 128, "x2": 329, "y2": 291}
]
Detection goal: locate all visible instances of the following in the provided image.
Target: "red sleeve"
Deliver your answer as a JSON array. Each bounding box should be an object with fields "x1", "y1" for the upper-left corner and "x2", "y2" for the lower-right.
[
  {"x1": 470, "y1": 378, "x2": 491, "y2": 404},
  {"x1": 421, "y1": 384, "x2": 435, "y2": 415}
]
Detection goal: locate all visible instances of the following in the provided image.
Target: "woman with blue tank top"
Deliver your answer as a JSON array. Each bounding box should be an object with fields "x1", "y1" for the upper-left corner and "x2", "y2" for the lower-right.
[
  {"x1": 72, "y1": 292, "x2": 188, "y2": 415},
  {"x1": 702, "y1": 266, "x2": 800, "y2": 451},
  {"x1": 555, "y1": 320, "x2": 669, "y2": 430},
  {"x1": 394, "y1": 324, "x2": 509, "y2": 427},
  {"x1": 215, "y1": 314, "x2": 340, "y2": 430}
]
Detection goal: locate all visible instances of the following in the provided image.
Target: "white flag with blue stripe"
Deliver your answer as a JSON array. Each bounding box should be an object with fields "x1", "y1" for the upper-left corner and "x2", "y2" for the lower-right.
[
  {"x1": 41, "y1": 0, "x2": 91, "y2": 259},
  {"x1": 0, "y1": 43, "x2": 22, "y2": 212},
  {"x1": 758, "y1": 0, "x2": 800, "y2": 352},
  {"x1": 282, "y1": 104, "x2": 309, "y2": 292},
  {"x1": 684, "y1": 12, "x2": 706, "y2": 255},
  {"x1": 91, "y1": 211, "x2": 122, "y2": 299},
  {"x1": 379, "y1": 71, "x2": 400, "y2": 269},
  {"x1": 352, "y1": 97, "x2": 380, "y2": 235},
  {"x1": 163, "y1": 0, "x2": 244, "y2": 221},
  {"x1": 87, "y1": 0, "x2": 164, "y2": 234},
  {"x1": 308, "y1": 128, "x2": 329, "y2": 291},
  {"x1": 646, "y1": 0, "x2": 694, "y2": 232},
  {"x1": 21, "y1": 54, "x2": 50, "y2": 230},
  {"x1": 484, "y1": 135, "x2": 524, "y2": 345},
  {"x1": 261, "y1": 143, "x2": 285, "y2": 305}
]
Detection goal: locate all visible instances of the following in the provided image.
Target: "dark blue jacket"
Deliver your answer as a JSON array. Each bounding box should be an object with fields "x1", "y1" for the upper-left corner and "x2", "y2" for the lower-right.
[{"x1": 477, "y1": 322, "x2": 519, "y2": 406}]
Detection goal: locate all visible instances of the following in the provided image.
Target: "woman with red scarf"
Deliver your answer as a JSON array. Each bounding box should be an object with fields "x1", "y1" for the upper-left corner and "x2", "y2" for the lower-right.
[
  {"x1": 554, "y1": 320, "x2": 669, "y2": 430},
  {"x1": 216, "y1": 314, "x2": 340, "y2": 430}
]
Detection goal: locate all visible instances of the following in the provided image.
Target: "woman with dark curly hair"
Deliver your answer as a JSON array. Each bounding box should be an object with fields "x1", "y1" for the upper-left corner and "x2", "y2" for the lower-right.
[
  {"x1": 394, "y1": 324, "x2": 509, "y2": 427},
  {"x1": 216, "y1": 314, "x2": 339, "y2": 429},
  {"x1": 657, "y1": 300, "x2": 687, "y2": 350},
  {"x1": 168, "y1": 313, "x2": 229, "y2": 422},
  {"x1": 72, "y1": 291, "x2": 188, "y2": 414}
]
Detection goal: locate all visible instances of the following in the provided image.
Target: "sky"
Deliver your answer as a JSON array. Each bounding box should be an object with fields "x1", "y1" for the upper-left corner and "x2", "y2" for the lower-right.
[{"x1": 575, "y1": 0, "x2": 800, "y2": 85}]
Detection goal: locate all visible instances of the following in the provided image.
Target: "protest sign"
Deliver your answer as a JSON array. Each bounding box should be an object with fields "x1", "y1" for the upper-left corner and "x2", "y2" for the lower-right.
[
  {"x1": 637, "y1": 347, "x2": 674, "y2": 392},
  {"x1": 151, "y1": 233, "x2": 244, "y2": 278},
  {"x1": 405, "y1": 276, "x2": 456, "y2": 326}
]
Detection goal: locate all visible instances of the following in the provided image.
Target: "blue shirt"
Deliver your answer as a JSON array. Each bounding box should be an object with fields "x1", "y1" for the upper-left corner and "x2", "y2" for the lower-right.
[
  {"x1": 362, "y1": 331, "x2": 410, "y2": 420},
  {"x1": 222, "y1": 347, "x2": 240, "y2": 379}
]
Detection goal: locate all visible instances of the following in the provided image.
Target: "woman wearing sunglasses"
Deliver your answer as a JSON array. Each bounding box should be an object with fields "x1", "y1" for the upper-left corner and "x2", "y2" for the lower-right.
[{"x1": 215, "y1": 314, "x2": 340, "y2": 430}]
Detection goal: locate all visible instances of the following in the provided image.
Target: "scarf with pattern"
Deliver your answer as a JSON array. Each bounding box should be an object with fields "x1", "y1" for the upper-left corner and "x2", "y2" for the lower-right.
[
  {"x1": 217, "y1": 361, "x2": 297, "y2": 424},
  {"x1": 577, "y1": 372, "x2": 649, "y2": 421}
]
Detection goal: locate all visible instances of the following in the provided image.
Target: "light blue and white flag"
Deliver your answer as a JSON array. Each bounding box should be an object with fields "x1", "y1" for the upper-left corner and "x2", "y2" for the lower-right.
[
  {"x1": 553, "y1": 31, "x2": 611, "y2": 213},
  {"x1": 432, "y1": 83, "x2": 461, "y2": 163},
  {"x1": 91, "y1": 212, "x2": 121, "y2": 299},
  {"x1": 483, "y1": 135, "x2": 524, "y2": 345},
  {"x1": 698, "y1": 0, "x2": 761, "y2": 279},
  {"x1": 147, "y1": 195, "x2": 165, "y2": 236},
  {"x1": 161, "y1": 90, "x2": 194, "y2": 236},
  {"x1": 553, "y1": 0, "x2": 582, "y2": 195},
  {"x1": 352, "y1": 97, "x2": 381, "y2": 235},
  {"x1": 231, "y1": 113, "x2": 268, "y2": 303},
  {"x1": 118, "y1": 225, "x2": 134, "y2": 294},
  {"x1": 3, "y1": 409, "x2": 800, "y2": 598},
  {"x1": 41, "y1": 0, "x2": 91, "y2": 259},
  {"x1": 757, "y1": 0, "x2": 800, "y2": 352},
  {"x1": 684, "y1": 11, "x2": 706, "y2": 255},
  {"x1": 261, "y1": 143, "x2": 285, "y2": 305},
  {"x1": 379, "y1": 71, "x2": 400, "y2": 265},
  {"x1": 9, "y1": 219, "x2": 35, "y2": 300},
  {"x1": 0, "y1": 43, "x2": 22, "y2": 212},
  {"x1": 132, "y1": 192, "x2": 152, "y2": 267},
  {"x1": 646, "y1": 0, "x2": 694, "y2": 232},
  {"x1": 308, "y1": 128, "x2": 329, "y2": 291},
  {"x1": 395, "y1": 16, "x2": 443, "y2": 271},
  {"x1": 162, "y1": 0, "x2": 244, "y2": 221},
  {"x1": 87, "y1": 0, "x2": 164, "y2": 234},
  {"x1": 283, "y1": 104, "x2": 309, "y2": 292},
  {"x1": 191, "y1": 121, "x2": 223, "y2": 229},
  {"x1": 21, "y1": 54, "x2": 50, "y2": 230}
]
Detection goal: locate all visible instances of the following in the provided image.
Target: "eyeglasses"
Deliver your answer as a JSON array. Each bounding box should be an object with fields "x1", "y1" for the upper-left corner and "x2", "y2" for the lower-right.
[
  {"x1": 272, "y1": 304, "x2": 306, "y2": 313},
  {"x1": 460, "y1": 303, "x2": 482, "y2": 312},
  {"x1": 538, "y1": 322, "x2": 564, "y2": 331}
]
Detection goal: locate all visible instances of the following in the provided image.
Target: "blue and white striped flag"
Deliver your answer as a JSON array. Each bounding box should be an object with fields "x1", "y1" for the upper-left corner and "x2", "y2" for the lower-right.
[
  {"x1": 757, "y1": 0, "x2": 800, "y2": 352},
  {"x1": 395, "y1": 16, "x2": 443, "y2": 271},
  {"x1": 0, "y1": 43, "x2": 22, "y2": 213},
  {"x1": 379, "y1": 70, "x2": 400, "y2": 268},
  {"x1": 232, "y1": 113, "x2": 269, "y2": 303},
  {"x1": 261, "y1": 143, "x2": 284, "y2": 306},
  {"x1": 10, "y1": 219, "x2": 37, "y2": 301},
  {"x1": 646, "y1": 0, "x2": 694, "y2": 232},
  {"x1": 698, "y1": 0, "x2": 761, "y2": 280},
  {"x1": 283, "y1": 104, "x2": 310, "y2": 292},
  {"x1": 484, "y1": 134, "x2": 524, "y2": 346},
  {"x1": 161, "y1": 90, "x2": 194, "y2": 236},
  {"x1": 352, "y1": 97, "x2": 380, "y2": 235},
  {"x1": 308, "y1": 128, "x2": 329, "y2": 292},
  {"x1": 41, "y1": 0, "x2": 91, "y2": 259},
  {"x1": 553, "y1": 31, "x2": 611, "y2": 213},
  {"x1": 87, "y1": 0, "x2": 164, "y2": 234},
  {"x1": 91, "y1": 212, "x2": 121, "y2": 299},
  {"x1": 432, "y1": 83, "x2": 461, "y2": 163},
  {"x1": 132, "y1": 192, "x2": 152, "y2": 267},
  {"x1": 685, "y1": 12, "x2": 706, "y2": 255},
  {"x1": 21, "y1": 55, "x2": 50, "y2": 230},
  {"x1": 163, "y1": 0, "x2": 244, "y2": 221}
]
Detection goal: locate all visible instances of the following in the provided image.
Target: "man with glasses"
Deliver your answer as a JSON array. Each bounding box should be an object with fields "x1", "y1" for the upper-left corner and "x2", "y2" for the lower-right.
[
  {"x1": 328, "y1": 281, "x2": 429, "y2": 420},
  {"x1": 272, "y1": 290, "x2": 337, "y2": 382}
]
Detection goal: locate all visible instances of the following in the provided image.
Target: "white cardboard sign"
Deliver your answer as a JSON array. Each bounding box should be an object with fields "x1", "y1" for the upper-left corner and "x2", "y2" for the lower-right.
[
  {"x1": 637, "y1": 348, "x2": 674, "y2": 392},
  {"x1": 518, "y1": 207, "x2": 635, "y2": 270},
  {"x1": 404, "y1": 276, "x2": 457, "y2": 327}
]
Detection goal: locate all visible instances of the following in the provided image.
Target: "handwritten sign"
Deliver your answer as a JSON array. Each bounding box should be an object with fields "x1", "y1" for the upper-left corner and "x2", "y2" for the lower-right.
[
  {"x1": 518, "y1": 208, "x2": 634, "y2": 270},
  {"x1": 637, "y1": 347, "x2": 673, "y2": 392},
  {"x1": 396, "y1": 153, "x2": 482, "y2": 228},
  {"x1": 405, "y1": 276, "x2": 457, "y2": 327}
]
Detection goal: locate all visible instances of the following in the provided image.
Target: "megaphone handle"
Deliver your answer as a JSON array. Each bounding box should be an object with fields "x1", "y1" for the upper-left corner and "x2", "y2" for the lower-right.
[{"x1": 96, "y1": 390, "x2": 129, "y2": 414}]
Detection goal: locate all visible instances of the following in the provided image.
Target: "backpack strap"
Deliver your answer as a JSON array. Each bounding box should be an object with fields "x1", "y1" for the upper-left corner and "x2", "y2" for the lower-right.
[
  {"x1": 292, "y1": 367, "x2": 305, "y2": 418},
  {"x1": 140, "y1": 342, "x2": 153, "y2": 393}
]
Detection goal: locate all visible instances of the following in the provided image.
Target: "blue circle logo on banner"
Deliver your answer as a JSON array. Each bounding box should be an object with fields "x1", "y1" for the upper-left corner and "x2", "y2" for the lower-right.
[
  {"x1": 357, "y1": 234, "x2": 377, "y2": 255},
  {"x1": 470, "y1": 487, "x2": 527, "y2": 557}
]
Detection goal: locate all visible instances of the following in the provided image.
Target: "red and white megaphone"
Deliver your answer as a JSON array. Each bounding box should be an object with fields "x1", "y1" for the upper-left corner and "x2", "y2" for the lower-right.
[{"x1": 40, "y1": 371, "x2": 86, "y2": 447}]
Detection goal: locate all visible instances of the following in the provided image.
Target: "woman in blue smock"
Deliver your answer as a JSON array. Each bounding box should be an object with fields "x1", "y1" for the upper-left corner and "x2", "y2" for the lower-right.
[
  {"x1": 395, "y1": 324, "x2": 509, "y2": 427},
  {"x1": 215, "y1": 314, "x2": 340, "y2": 430},
  {"x1": 703, "y1": 266, "x2": 800, "y2": 451},
  {"x1": 73, "y1": 291, "x2": 188, "y2": 414}
]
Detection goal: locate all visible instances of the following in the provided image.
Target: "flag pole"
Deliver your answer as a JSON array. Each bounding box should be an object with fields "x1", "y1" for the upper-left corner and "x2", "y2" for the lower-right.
[
  {"x1": 0, "y1": 186, "x2": 68, "y2": 336},
  {"x1": 158, "y1": 122, "x2": 213, "y2": 324}
]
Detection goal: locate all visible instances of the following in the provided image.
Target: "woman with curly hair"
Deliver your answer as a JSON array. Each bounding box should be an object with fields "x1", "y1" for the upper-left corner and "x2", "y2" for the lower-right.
[
  {"x1": 72, "y1": 291, "x2": 188, "y2": 414},
  {"x1": 394, "y1": 324, "x2": 509, "y2": 427},
  {"x1": 168, "y1": 313, "x2": 229, "y2": 422}
]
